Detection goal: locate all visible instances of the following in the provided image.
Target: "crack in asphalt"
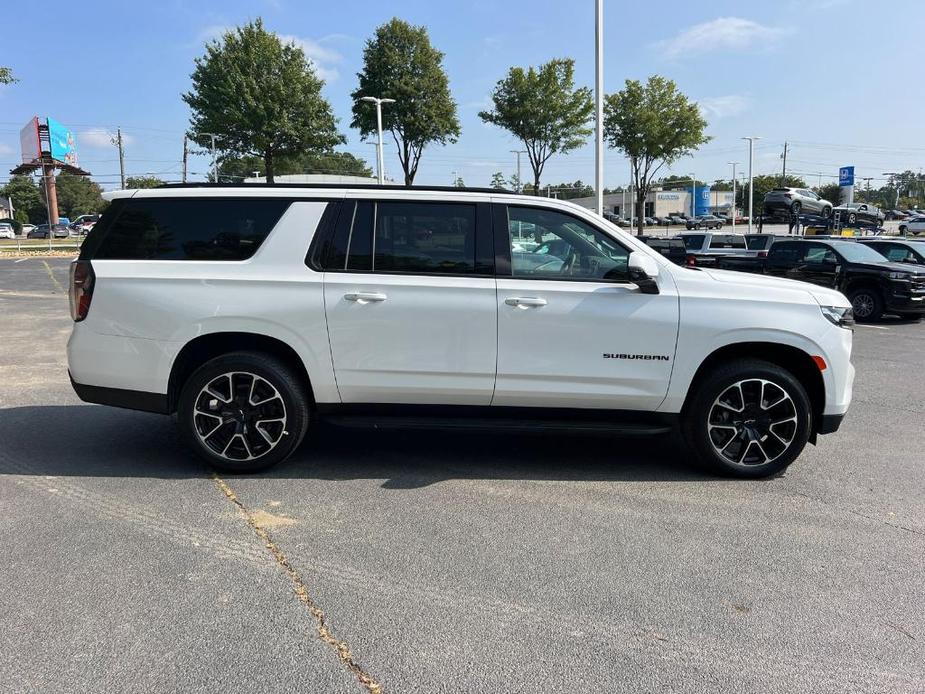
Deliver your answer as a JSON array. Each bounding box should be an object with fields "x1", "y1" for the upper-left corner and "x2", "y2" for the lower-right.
[{"x1": 210, "y1": 472, "x2": 383, "y2": 694}]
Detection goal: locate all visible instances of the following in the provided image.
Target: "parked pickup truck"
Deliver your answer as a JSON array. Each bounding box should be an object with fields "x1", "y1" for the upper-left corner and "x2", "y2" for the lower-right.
[{"x1": 717, "y1": 238, "x2": 925, "y2": 321}]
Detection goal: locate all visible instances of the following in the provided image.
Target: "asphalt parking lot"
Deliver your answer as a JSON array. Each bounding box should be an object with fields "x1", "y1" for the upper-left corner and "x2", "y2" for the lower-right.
[{"x1": 1, "y1": 257, "x2": 923, "y2": 693}]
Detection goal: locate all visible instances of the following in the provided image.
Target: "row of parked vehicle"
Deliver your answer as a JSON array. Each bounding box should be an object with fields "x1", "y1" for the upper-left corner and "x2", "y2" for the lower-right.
[
  {"x1": 0, "y1": 214, "x2": 100, "y2": 240},
  {"x1": 638, "y1": 230, "x2": 925, "y2": 322}
]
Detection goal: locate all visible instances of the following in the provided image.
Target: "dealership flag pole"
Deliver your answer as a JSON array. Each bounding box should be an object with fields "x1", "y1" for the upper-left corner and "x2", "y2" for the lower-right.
[{"x1": 594, "y1": 0, "x2": 604, "y2": 216}]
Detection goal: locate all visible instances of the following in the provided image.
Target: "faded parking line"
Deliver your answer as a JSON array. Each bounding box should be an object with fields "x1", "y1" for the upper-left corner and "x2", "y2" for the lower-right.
[{"x1": 41, "y1": 260, "x2": 65, "y2": 293}]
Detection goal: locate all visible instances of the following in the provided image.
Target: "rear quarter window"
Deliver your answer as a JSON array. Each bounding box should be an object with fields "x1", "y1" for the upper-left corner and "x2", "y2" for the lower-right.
[{"x1": 89, "y1": 198, "x2": 290, "y2": 261}]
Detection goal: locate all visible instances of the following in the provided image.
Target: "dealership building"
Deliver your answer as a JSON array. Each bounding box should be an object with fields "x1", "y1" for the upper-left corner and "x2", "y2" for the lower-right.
[{"x1": 571, "y1": 187, "x2": 735, "y2": 218}]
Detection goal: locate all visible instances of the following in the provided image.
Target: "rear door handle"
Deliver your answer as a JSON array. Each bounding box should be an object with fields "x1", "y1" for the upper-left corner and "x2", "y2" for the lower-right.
[
  {"x1": 344, "y1": 292, "x2": 387, "y2": 303},
  {"x1": 504, "y1": 296, "x2": 547, "y2": 308}
]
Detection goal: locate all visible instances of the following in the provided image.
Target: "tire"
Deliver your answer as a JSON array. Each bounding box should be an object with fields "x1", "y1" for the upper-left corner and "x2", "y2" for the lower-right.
[
  {"x1": 822, "y1": 206, "x2": 832, "y2": 219},
  {"x1": 177, "y1": 351, "x2": 311, "y2": 473},
  {"x1": 791, "y1": 201, "x2": 802, "y2": 216},
  {"x1": 849, "y1": 287, "x2": 883, "y2": 322},
  {"x1": 681, "y1": 359, "x2": 812, "y2": 478},
  {"x1": 848, "y1": 213, "x2": 857, "y2": 224}
]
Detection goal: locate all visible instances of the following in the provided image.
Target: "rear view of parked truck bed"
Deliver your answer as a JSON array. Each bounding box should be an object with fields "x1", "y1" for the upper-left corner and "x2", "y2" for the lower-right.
[{"x1": 67, "y1": 184, "x2": 855, "y2": 478}]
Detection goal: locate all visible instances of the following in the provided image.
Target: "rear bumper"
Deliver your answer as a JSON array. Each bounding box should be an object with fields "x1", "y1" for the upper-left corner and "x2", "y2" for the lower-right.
[{"x1": 70, "y1": 372, "x2": 169, "y2": 414}]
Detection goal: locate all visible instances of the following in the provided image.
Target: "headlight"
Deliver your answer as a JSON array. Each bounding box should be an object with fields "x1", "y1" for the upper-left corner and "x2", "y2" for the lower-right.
[
  {"x1": 888, "y1": 272, "x2": 912, "y2": 281},
  {"x1": 820, "y1": 305, "x2": 854, "y2": 329}
]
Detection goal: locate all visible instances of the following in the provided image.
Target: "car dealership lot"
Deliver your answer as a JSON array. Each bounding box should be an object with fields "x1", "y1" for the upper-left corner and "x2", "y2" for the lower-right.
[{"x1": 1, "y1": 257, "x2": 923, "y2": 693}]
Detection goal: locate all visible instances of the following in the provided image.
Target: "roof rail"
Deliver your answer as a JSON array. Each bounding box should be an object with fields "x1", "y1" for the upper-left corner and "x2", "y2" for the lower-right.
[{"x1": 156, "y1": 182, "x2": 516, "y2": 195}]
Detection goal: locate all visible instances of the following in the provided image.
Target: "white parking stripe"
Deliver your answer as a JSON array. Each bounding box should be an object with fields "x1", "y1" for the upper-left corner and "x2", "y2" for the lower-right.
[{"x1": 855, "y1": 324, "x2": 889, "y2": 330}]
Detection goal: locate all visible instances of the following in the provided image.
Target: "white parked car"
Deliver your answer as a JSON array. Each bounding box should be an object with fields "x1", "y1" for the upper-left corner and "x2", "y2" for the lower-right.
[
  {"x1": 0, "y1": 222, "x2": 15, "y2": 239},
  {"x1": 899, "y1": 217, "x2": 925, "y2": 236},
  {"x1": 67, "y1": 184, "x2": 855, "y2": 478}
]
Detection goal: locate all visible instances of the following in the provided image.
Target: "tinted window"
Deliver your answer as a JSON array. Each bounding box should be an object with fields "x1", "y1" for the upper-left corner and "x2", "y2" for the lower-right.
[
  {"x1": 708, "y1": 235, "x2": 746, "y2": 249},
  {"x1": 746, "y1": 235, "x2": 772, "y2": 250},
  {"x1": 93, "y1": 198, "x2": 289, "y2": 261},
  {"x1": 372, "y1": 202, "x2": 476, "y2": 274},
  {"x1": 768, "y1": 243, "x2": 801, "y2": 262},
  {"x1": 801, "y1": 245, "x2": 837, "y2": 263},
  {"x1": 681, "y1": 234, "x2": 705, "y2": 250},
  {"x1": 507, "y1": 206, "x2": 629, "y2": 281}
]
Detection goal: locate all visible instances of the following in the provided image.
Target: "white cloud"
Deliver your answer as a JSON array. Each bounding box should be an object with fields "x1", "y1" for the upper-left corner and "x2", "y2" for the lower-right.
[
  {"x1": 79, "y1": 128, "x2": 135, "y2": 149},
  {"x1": 697, "y1": 94, "x2": 752, "y2": 119},
  {"x1": 278, "y1": 35, "x2": 343, "y2": 82},
  {"x1": 0, "y1": 143, "x2": 13, "y2": 157},
  {"x1": 654, "y1": 17, "x2": 790, "y2": 60}
]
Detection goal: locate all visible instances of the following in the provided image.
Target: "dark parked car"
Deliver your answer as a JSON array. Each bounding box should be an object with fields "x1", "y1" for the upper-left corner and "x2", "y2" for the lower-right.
[
  {"x1": 719, "y1": 239, "x2": 925, "y2": 321},
  {"x1": 638, "y1": 236, "x2": 687, "y2": 265},
  {"x1": 857, "y1": 238, "x2": 925, "y2": 265},
  {"x1": 685, "y1": 214, "x2": 724, "y2": 230},
  {"x1": 27, "y1": 223, "x2": 70, "y2": 239},
  {"x1": 763, "y1": 187, "x2": 833, "y2": 218},
  {"x1": 833, "y1": 202, "x2": 884, "y2": 226}
]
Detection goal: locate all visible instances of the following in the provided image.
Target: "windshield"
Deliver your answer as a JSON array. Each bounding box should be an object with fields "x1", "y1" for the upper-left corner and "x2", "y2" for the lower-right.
[{"x1": 832, "y1": 242, "x2": 891, "y2": 263}]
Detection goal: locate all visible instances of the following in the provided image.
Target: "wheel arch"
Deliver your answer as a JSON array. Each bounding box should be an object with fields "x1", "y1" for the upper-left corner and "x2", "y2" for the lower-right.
[
  {"x1": 167, "y1": 332, "x2": 314, "y2": 414},
  {"x1": 682, "y1": 341, "x2": 825, "y2": 434}
]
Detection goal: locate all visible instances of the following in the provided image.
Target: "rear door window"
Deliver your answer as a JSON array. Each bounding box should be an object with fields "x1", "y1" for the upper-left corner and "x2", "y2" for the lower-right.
[{"x1": 92, "y1": 198, "x2": 290, "y2": 260}]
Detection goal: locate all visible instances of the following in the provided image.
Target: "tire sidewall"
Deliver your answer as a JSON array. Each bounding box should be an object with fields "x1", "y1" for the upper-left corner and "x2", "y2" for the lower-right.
[
  {"x1": 684, "y1": 360, "x2": 812, "y2": 478},
  {"x1": 177, "y1": 352, "x2": 310, "y2": 473},
  {"x1": 849, "y1": 288, "x2": 882, "y2": 322}
]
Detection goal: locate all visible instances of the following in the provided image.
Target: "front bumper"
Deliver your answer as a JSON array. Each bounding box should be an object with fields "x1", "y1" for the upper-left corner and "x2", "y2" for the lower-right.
[{"x1": 818, "y1": 413, "x2": 845, "y2": 435}]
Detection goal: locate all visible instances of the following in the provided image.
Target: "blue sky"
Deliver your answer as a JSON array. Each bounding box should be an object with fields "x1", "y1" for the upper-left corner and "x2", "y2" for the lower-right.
[{"x1": 2, "y1": 0, "x2": 924, "y2": 191}]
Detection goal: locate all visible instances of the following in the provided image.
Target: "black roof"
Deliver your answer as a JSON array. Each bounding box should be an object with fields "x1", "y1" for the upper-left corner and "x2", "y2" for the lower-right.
[{"x1": 156, "y1": 182, "x2": 515, "y2": 194}]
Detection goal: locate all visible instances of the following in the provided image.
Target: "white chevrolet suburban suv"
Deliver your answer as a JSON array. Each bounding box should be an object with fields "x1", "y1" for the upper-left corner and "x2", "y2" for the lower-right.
[{"x1": 67, "y1": 184, "x2": 855, "y2": 477}]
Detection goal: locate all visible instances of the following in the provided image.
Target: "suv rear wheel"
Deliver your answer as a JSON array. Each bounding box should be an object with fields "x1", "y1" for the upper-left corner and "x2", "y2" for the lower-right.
[
  {"x1": 178, "y1": 351, "x2": 310, "y2": 473},
  {"x1": 682, "y1": 359, "x2": 812, "y2": 478}
]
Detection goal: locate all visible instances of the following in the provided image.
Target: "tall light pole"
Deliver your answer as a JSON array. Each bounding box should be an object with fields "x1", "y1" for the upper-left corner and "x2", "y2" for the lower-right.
[
  {"x1": 594, "y1": 0, "x2": 604, "y2": 216},
  {"x1": 742, "y1": 136, "x2": 761, "y2": 232},
  {"x1": 510, "y1": 150, "x2": 527, "y2": 192},
  {"x1": 728, "y1": 162, "x2": 740, "y2": 233},
  {"x1": 359, "y1": 96, "x2": 395, "y2": 185},
  {"x1": 690, "y1": 173, "x2": 696, "y2": 217}
]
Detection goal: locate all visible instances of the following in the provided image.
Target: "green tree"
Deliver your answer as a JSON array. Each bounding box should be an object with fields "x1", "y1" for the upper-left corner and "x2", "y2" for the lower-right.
[
  {"x1": 352, "y1": 18, "x2": 460, "y2": 185},
  {"x1": 125, "y1": 176, "x2": 165, "y2": 189},
  {"x1": 544, "y1": 180, "x2": 594, "y2": 200},
  {"x1": 480, "y1": 58, "x2": 593, "y2": 195},
  {"x1": 1, "y1": 175, "x2": 45, "y2": 224},
  {"x1": 603, "y1": 76, "x2": 709, "y2": 235},
  {"x1": 490, "y1": 172, "x2": 508, "y2": 190},
  {"x1": 453, "y1": 176, "x2": 465, "y2": 188},
  {"x1": 217, "y1": 151, "x2": 373, "y2": 181},
  {"x1": 53, "y1": 173, "x2": 106, "y2": 219},
  {"x1": 0, "y1": 67, "x2": 16, "y2": 84},
  {"x1": 815, "y1": 183, "x2": 842, "y2": 206},
  {"x1": 183, "y1": 19, "x2": 343, "y2": 183}
]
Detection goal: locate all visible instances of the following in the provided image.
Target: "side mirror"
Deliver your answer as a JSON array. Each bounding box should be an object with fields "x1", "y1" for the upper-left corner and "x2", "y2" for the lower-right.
[{"x1": 628, "y1": 251, "x2": 660, "y2": 295}]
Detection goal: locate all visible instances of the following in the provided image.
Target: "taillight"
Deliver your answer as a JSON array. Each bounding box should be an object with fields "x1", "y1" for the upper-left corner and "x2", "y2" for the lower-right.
[
  {"x1": 783, "y1": 193, "x2": 792, "y2": 199},
  {"x1": 686, "y1": 254, "x2": 697, "y2": 266},
  {"x1": 69, "y1": 260, "x2": 95, "y2": 321},
  {"x1": 757, "y1": 250, "x2": 768, "y2": 258}
]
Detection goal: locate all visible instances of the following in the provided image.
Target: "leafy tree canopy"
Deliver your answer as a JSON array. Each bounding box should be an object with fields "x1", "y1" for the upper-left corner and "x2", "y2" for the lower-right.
[
  {"x1": 480, "y1": 58, "x2": 593, "y2": 194},
  {"x1": 604, "y1": 75, "x2": 709, "y2": 234},
  {"x1": 1, "y1": 175, "x2": 45, "y2": 224},
  {"x1": 53, "y1": 173, "x2": 107, "y2": 219},
  {"x1": 125, "y1": 176, "x2": 165, "y2": 189},
  {"x1": 183, "y1": 19, "x2": 343, "y2": 183},
  {"x1": 0, "y1": 67, "x2": 16, "y2": 84},
  {"x1": 351, "y1": 18, "x2": 460, "y2": 185}
]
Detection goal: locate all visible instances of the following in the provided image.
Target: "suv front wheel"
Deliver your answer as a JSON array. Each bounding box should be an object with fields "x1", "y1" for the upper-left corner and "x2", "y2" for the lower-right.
[
  {"x1": 682, "y1": 359, "x2": 812, "y2": 478},
  {"x1": 177, "y1": 351, "x2": 311, "y2": 473}
]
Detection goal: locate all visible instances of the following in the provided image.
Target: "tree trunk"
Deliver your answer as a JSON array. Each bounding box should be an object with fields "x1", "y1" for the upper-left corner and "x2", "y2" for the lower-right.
[
  {"x1": 533, "y1": 170, "x2": 541, "y2": 196},
  {"x1": 636, "y1": 189, "x2": 646, "y2": 236},
  {"x1": 264, "y1": 150, "x2": 275, "y2": 184}
]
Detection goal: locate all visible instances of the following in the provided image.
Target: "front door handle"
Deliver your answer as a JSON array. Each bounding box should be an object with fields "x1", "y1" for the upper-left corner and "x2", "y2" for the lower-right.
[
  {"x1": 504, "y1": 296, "x2": 547, "y2": 308},
  {"x1": 344, "y1": 292, "x2": 387, "y2": 303}
]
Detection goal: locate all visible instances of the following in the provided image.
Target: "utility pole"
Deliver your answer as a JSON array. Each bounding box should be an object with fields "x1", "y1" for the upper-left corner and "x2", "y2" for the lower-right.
[
  {"x1": 728, "y1": 162, "x2": 739, "y2": 233},
  {"x1": 780, "y1": 141, "x2": 788, "y2": 185},
  {"x1": 742, "y1": 136, "x2": 761, "y2": 233},
  {"x1": 860, "y1": 176, "x2": 873, "y2": 201},
  {"x1": 181, "y1": 135, "x2": 188, "y2": 183},
  {"x1": 510, "y1": 150, "x2": 526, "y2": 193},
  {"x1": 594, "y1": 0, "x2": 604, "y2": 216},
  {"x1": 111, "y1": 128, "x2": 125, "y2": 189}
]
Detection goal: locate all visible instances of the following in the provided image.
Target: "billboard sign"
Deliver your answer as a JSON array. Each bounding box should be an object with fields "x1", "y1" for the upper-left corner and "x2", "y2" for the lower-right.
[
  {"x1": 839, "y1": 166, "x2": 854, "y2": 187},
  {"x1": 47, "y1": 117, "x2": 79, "y2": 166},
  {"x1": 20, "y1": 117, "x2": 41, "y2": 164}
]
